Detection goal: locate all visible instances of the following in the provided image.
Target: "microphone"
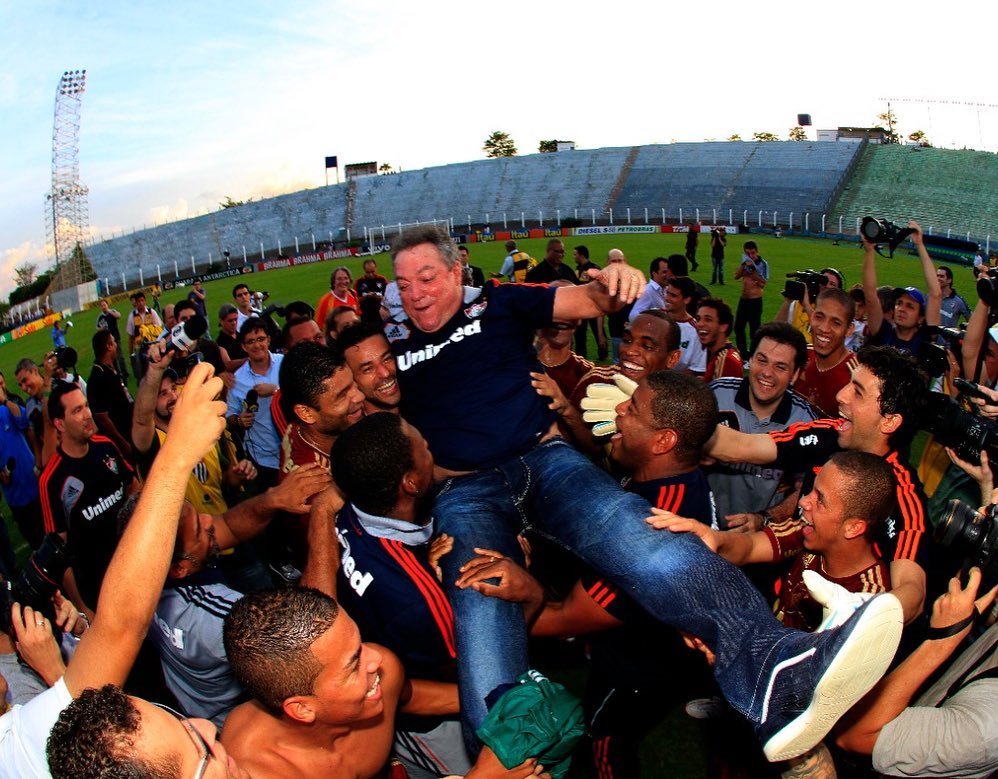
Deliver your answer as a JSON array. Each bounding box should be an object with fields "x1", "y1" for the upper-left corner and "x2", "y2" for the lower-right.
[{"x1": 157, "y1": 315, "x2": 208, "y2": 356}]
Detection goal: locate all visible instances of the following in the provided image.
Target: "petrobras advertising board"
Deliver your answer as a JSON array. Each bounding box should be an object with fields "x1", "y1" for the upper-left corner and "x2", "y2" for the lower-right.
[{"x1": 573, "y1": 225, "x2": 658, "y2": 235}]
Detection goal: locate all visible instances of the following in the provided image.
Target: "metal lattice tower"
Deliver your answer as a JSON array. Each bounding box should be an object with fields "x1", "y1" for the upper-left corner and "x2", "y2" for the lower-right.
[{"x1": 45, "y1": 69, "x2": 90, "y2": 290}]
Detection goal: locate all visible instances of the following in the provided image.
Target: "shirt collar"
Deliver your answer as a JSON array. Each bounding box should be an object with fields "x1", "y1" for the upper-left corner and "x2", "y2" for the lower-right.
[{"x1": 351, "y1": 503, "x2": 432, "y2": 544}]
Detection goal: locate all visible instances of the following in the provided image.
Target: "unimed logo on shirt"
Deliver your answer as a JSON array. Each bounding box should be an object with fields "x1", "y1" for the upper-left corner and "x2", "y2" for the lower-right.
[
  {"x1": 395, "y1": 320, "x2": 482, "y2": 371},
  {"x1": 337, "y1": 528, "x2": 374, "y2": 596},
  {"x1": 80, "y1": 486, "x2": 125, "y2": 521}
]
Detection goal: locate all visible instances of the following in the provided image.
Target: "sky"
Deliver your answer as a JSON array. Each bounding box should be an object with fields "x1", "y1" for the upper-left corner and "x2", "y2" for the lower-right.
[{"x1": 1, "y1": 0, "x2": 996, "y2": 300}]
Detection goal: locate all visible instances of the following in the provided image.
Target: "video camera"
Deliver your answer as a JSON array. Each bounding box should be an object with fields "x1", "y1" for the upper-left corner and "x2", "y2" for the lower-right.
[
  {"x1": 921, "y1": 389, "x2": 998, "y2": 465},
  {"x1": 782, "y1": 269, "x2": 828, "y2": 302},
  {"x1": 860, "y1": 217, "x2": 915, "y2": 258},
  {"x1": 0, "y1": 533, "x2": 71, "y2": 636}
]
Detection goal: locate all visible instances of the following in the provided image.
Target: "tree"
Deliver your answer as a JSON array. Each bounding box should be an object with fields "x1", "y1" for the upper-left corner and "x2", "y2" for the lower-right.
[
  {"x1": 876, "y1": 109, "x2": 900, "y2": 144},
  {"x1": 483, "y1": 131, "x2": 517, "y2": 158},
  {"x1": 538, "y1": 140, "x2": 558, "y2": 153},
  {"x1": 13, "y1": 261, "x2": 37, "y2": 288},
  {"x1": 219, "y1": 196, "x2": 253, "y2": 210},
  {"x1": 727, "y1": 133, "x2": 742, "y2": 141},
  {"x1": 752, "y1": 132, "x2": 779, "y2": 142},
  {"x1": 788, "y1": 126, "x2": 808, "y2": 141},
  {"x1": 379, "y1": 163, "x2": 394, "y2": 174},
  {"x1": 908, "y1": 130, "x2": 931, "y2": 147}
]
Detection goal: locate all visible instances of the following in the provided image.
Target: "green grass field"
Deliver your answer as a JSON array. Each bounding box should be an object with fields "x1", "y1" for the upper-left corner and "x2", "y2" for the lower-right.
[{"x1": 0, "y1": 231, "x2": 951, "y2": 778}]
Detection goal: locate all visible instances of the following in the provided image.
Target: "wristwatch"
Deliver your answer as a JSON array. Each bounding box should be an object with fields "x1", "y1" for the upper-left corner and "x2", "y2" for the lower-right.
[{"x1": 759, "y1": 510, "x2": 774, "y2": 526}]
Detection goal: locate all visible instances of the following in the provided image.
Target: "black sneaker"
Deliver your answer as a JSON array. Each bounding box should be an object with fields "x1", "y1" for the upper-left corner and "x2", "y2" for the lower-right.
[{"x1": 757, "y1": 592, "x2": 903, "y2": 761}]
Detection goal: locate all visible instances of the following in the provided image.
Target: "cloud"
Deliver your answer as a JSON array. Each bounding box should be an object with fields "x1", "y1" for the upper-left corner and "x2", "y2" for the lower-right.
[{"x1": 148, "y1": 198, "x2": 190, "y2": 226}]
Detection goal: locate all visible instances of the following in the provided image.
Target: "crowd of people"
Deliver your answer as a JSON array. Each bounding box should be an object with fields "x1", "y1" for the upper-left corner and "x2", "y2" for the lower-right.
[{"x1": 0, "y1": 224, "x2": 995, "y2": 779}]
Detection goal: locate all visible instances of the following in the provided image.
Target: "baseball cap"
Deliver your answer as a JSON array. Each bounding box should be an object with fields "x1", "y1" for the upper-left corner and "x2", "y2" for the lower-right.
[{"x1": 893, "y1": 286, "x2": 926, "y2": 311}]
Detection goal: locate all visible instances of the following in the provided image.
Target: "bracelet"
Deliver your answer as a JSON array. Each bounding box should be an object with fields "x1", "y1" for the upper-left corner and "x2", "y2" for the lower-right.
[{"x1": 925, "y1": 607, "x2": 979, "y2": 640}]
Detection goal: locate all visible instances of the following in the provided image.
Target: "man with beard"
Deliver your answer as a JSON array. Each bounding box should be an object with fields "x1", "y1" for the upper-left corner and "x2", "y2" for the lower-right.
[
  {"x1": 337, "y1": 322, "x2": 402, "y2": 415},
  {"x1": 793, "y1": 288, "x2": 859, "y2": 417}
]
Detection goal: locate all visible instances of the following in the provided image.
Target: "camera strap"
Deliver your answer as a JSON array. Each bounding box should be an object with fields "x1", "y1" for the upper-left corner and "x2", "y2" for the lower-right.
[{"x1": 924, "y1": 606, "x2": 979, "y2": 640}]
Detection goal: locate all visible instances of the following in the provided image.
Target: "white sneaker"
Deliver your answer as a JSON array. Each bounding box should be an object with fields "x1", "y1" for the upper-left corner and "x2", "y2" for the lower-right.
[{"x1": 802, "y1": 569, "x2": 874, "y2": 633}]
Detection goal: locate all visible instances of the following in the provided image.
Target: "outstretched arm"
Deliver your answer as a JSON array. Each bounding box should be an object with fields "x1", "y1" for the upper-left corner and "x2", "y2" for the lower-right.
[
  {"x1": 705, "y1": 423, "x2": 778, "y2": 466},
  {"x1": 911, "y1": 221, "x2": 942, "y2": 326},
  {"x1": 552, "y1": 265, "x2": 646, "y2": 320},
  {"x1": 862, "y1": 238, "x2": 885, "y2": 338}
]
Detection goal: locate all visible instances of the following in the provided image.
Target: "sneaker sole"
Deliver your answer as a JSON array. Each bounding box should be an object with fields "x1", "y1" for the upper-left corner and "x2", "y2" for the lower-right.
[{"x1": 762, "y1": 593, "x2": 903, "y2": 761}]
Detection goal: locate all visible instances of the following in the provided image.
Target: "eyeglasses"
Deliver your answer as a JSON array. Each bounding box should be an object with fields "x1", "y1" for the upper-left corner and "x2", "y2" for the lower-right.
[
  {"x1": 243, "y1": 336, "x2": 268, "y2": 346},
  {"x1": 151, "y1": 702, "x2": 212, "y2": 779}
]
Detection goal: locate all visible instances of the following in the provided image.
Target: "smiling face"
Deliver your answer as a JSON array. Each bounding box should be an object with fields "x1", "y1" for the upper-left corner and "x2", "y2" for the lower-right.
[
  {"x1": 610, "y1": 382, "x2": 659, "y2": 472},
  {"x1": 748, "y1": 337, "x2": 799, "y2": 410},
  {"x1": 393, "y1": 243, "x2": 464, "y2": 333},
  {"x1": 797, "y1": 463, "x2": 849, "y2": 554},
  {"x1": 240, "y1": 328, "x2": 271, "y2": 364},
  {"x1": 333, "y1": 269, "x2": 352, "y2": 295},
  {"x1": 810, "y1": 297, "x2": 853, "y2": 361},
  {"x1": 298, "y1": 365, "x2": 365, "y2": 436},
  {"x1": 343, "y1": 335, "x2": 401, "y2": 411},
  {"x1": 617, "y1": 315, "x2": 679, "y2": 382},
  {"x1": 15, "y1": 366, "x2": 43, "y2": 398},
  {"x1": 663, "y1": 283, "x2": 689, "y2": 319},
  {"x1": 834, "y1": 364, "x2": 895, "y2": 454},
  {"x1": 696, "y1": 306, "x2": 726, "y2": 351},
  {"x1": 306, "y1": 612, "x2": 385, "y2": 725}
]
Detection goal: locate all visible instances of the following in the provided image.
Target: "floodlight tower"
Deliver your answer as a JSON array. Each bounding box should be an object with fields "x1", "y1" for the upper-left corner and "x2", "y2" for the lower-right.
[{"x1": 45, "y1": 69, "x2": 89, "y2": 289}]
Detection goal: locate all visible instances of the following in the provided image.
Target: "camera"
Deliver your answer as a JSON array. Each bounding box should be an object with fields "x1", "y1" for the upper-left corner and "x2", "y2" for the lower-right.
[
  {"x1": 54, "y1": 345, "x2": 78, "y2": 371},
  {"x1": 783, "y1": 269, "x2": 828, "y2": 302},
  {"x1": 921, "y1": 391, "x2": 998, "y2": 464},
  {"x1": 0, "y1": 533, "x2": 71, "y2": 635},
  {"x1": 976, "y1": 267, "x2": 998, "y2": 307},
  {"x1": 936, "y1": 499, "x2": 998, "y2": 592},
  {"x1": 860, "y1": 217, "x2": 915, "y2": 258}
]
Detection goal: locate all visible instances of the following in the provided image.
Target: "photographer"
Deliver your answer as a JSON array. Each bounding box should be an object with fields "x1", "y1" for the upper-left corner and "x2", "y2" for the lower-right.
[
  {"x1": 775, "y1": 268, "x2": 844, "y2": 345},
  {"x1": 709, "y1": 226, "x2": 726, "y2": 285},
  {"x1": 733, "y1": 240, "x2": 769, "y2": 357},
  {"x1": 836, "y1": 568, "x2": 997, "y2": 778},
  {"x1": 862, "y1": 220, "x2": 942, "y2": 357}
]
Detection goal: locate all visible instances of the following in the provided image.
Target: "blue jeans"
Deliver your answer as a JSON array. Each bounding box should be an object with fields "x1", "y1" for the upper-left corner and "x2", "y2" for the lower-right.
[{"x1": 434, "y1": 438, "x2": 805, "y2": 748}]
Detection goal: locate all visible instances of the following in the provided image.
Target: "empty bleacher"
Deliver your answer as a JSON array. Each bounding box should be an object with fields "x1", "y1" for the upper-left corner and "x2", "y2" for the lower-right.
[
  {"x1": 614, "y1": 142, "x2": 860, "y2": 221},
  {"x1": 830, "y1": 144, "x2": 998, "y2": 243}
]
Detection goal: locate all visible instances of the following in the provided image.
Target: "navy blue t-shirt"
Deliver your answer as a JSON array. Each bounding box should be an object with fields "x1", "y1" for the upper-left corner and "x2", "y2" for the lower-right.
[
  {"x1": 386, "y1": 282, "x2": 558, "y2": 471},
  {"x1": 335, "y1": 504, "x2": 456, "y2": 679}
]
